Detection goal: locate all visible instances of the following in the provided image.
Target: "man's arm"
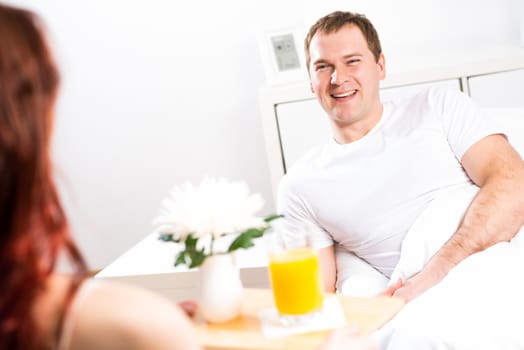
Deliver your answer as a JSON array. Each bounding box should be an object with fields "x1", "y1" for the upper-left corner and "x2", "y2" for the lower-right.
[
  {"x1": 389, "y1": 134, "x2": 524, "y2": 302},
  {"x1": 317, "y1": 245, "x2": 337, "y2": 293}
]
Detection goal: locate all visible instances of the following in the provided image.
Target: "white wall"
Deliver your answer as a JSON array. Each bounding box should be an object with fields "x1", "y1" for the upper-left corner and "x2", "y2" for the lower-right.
[{"x1": 7, "y1": 0, "x2": 523, "y2": 269}]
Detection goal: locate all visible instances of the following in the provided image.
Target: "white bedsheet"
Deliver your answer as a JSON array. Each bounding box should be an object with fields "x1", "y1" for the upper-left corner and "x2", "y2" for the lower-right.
[
  {"x1": 337, "y1": 183, "x2": 524, "y2": 349},
  {"x1": 375, "y1": 230, "x2": 524, "y2": 349}
]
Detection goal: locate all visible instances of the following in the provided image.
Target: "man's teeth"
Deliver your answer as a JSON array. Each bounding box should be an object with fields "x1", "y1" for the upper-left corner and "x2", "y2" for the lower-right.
[{"x1": 333, "y1": 90, "x2": 357, "y2": 98}]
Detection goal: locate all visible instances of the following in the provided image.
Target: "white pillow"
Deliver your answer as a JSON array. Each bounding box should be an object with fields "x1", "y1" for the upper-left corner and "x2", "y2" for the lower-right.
[
  {"x1": 486, "y1": 108, "x2": 524, "y2": 156},
  {"x1": 388, "y1": 185, "x2": 478, "y2": 286}
]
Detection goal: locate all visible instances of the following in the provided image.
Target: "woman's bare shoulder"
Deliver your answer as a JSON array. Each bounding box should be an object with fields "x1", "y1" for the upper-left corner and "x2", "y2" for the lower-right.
[
  {"x1": 67, "y1": 278, "x2": 201, "y2": 350},
  {"x1": 32, "y1": 275, "x2": 72, "y2": 348}
]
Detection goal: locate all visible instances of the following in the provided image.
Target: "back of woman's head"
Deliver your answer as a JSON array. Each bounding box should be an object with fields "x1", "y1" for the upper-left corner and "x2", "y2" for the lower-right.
[{"x1": 0, "y1": 4, "x2": 86, "y2": 349}]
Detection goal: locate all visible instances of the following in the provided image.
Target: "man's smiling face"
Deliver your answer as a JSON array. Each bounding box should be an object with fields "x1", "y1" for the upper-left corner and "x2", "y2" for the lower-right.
[{"x1": 308, "y1": 23, "x2": 385, "y2": 136}]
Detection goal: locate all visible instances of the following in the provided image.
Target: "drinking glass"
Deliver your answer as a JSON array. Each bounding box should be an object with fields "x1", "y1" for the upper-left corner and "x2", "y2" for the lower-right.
[{"x1": 265, "y1": 226, "x2": 324, "y2": 326}]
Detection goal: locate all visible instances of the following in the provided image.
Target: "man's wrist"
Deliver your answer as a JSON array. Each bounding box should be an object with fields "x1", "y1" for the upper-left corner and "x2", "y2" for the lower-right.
[{"x1": 421, "y1": 253, "x2": 458, "y2": 284}]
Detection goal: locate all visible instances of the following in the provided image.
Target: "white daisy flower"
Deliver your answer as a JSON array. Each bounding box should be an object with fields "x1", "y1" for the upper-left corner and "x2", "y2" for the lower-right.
[{"x1": 155, "y1": 176, "x2": 280, "y2": 268}]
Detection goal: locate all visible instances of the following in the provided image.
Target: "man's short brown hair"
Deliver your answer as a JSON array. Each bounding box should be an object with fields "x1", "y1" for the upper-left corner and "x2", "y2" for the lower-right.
[{"x1": 304, "y1": 11, "x2": 382, "y2": 69}]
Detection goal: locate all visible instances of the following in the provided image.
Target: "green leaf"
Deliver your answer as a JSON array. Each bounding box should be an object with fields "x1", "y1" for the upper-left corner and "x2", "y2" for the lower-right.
[
  {"x1": 170, "y1": 233, "x2": 206, "y2": 268},
  {"x1": 264, "y1": 214, "x2": 283, "y2": 223},
  {"x1": 188, "y1": 251, "x2": 206, "y2": 268},
  {"x1": 228, "y1": 228, "x2": 263, "y2": 252},
  {"x1": 174, "y1": 251, "x2": 187, "y2": 266},
  {"x1": 244, "y1": 227, "x2": 266, "y2": 239},
  {"x1": 185, "y1": 235, "x2": 199, "y2": 249},
  {"x1": 228, "y1": 235, "x2": 254, "y2": 252},
  {"x1": 227, "y1": 215, "x2": 283, "y2": 253}
]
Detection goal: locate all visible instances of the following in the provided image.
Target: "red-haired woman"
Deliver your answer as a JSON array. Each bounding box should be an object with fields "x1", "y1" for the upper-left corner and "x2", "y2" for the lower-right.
[{"x1": 0, "y1": 4, "x2": 200, "y2": 350}]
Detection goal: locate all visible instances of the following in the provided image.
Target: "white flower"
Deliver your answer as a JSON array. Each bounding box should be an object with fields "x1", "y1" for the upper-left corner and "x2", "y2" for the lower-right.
[
  {"x1": 155, "y1": 176, "x2": 266, "y2": 241},
  {"x1": 156, "y1": 176, "x2": 281, "y2": 268}
]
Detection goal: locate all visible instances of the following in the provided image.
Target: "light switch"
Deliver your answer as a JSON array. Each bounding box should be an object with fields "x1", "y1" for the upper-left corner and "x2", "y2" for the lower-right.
[{"x1": 270, "y1": 33, "x2": 300, "y2": 72}]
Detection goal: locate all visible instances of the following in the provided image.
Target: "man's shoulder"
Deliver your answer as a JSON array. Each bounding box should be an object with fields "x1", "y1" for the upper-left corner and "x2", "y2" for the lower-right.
[
  {"x1": 278, "y1": 143, "x2": 329, "y2": 194},
  {"x1": 385, "y1": 86, "x2": 467, "y2": 121},
  {"x1": 286, "y1": 142, "x2": 329, "y2": 174},
  {"x1": 411, "y1": 86, "x2": 468, "y2": 109},
  {"x1": 391, "y1": 86, "x2": 462, "y2": 106}
]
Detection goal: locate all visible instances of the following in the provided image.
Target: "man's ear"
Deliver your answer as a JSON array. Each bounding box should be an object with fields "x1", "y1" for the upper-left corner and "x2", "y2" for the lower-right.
[
  {"x1": 378, "y1": 53, "x2": 386, "y2": 81},
  {"x1": 310, "y1": 81, "x2": 315, "y2": 94}
]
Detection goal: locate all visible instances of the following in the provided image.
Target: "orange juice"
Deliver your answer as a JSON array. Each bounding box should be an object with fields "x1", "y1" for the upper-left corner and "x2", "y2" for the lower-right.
[{"x1": 268, "y1": 247, "x2": 323, "y2": 315}]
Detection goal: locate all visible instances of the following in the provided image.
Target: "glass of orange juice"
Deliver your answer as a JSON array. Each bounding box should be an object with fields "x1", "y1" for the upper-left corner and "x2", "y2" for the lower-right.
[{"x1": 266, "y1": 226, "x2": 324, "y2": 325}]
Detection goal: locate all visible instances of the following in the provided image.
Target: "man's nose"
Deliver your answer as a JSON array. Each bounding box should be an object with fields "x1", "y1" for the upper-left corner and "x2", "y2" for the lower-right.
[{"x1": 330, "y1": 68, "x2": 346, "y2": 85}]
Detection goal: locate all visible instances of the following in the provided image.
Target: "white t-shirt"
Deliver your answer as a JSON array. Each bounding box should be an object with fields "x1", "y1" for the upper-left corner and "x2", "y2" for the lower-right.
[{"x1": 277, "y1": 87, "x2": 504, "y2": 278}]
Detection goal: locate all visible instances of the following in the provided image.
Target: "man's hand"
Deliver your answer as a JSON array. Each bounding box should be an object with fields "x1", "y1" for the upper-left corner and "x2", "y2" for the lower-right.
[
  {"x1": 380, "y1": 278, "x2": 403, "y2": 298},
  {"x1": 381, "y1": 273, "x2": 435, "y2": 303},
  {"x1": 381, "y1": 260, "x2": 451, "y2": 302}
]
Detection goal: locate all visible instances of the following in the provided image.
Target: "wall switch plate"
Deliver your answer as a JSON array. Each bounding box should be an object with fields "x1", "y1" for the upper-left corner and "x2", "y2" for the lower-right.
[
  {"x1": 258, "y1": 26, "x2": 306, "y2": 85},
  {"x1": 270, "y1": 33, "x2": 300, "y2": 72}
]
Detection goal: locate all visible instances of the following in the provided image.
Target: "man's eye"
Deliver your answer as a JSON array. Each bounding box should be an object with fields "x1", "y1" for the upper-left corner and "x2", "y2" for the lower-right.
[
  {"x1": 315, "y1": 64, "x2": 329, "y2": 71},
  {"x1": 347, "y1": 59, "x2": 360, "y2": 65}
]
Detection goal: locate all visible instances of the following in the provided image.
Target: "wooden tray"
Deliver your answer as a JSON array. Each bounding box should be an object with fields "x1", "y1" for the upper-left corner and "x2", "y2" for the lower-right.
[{"x1": 193, "y1": 288, "x2": 404, "y2": 350}]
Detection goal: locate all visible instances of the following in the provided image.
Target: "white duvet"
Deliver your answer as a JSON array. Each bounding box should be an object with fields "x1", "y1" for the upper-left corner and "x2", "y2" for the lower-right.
[{"x1": 338, "y1": 184, "x2": 524, "y2": 349}]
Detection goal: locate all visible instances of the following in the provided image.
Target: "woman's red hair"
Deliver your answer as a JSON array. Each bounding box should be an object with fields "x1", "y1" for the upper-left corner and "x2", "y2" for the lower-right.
[{"x1": 0, "y1": 4, "x2": 87, "y2": 349}]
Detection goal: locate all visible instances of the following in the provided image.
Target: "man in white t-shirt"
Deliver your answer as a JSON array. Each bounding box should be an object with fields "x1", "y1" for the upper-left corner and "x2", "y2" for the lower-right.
[{"x1": 277, "y1": 10, "x2": 524, "y2": 303}]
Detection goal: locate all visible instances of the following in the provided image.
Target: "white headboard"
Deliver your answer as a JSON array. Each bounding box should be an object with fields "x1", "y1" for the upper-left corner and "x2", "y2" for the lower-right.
[{"x1": 259, "y1": 46, "x2": 524, "y2": 204}]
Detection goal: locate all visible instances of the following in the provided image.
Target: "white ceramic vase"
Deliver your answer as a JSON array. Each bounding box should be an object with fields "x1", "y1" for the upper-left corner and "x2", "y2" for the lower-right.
[{"x1": 199, "y1": 253, "x2": 244, "y2": 323}]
